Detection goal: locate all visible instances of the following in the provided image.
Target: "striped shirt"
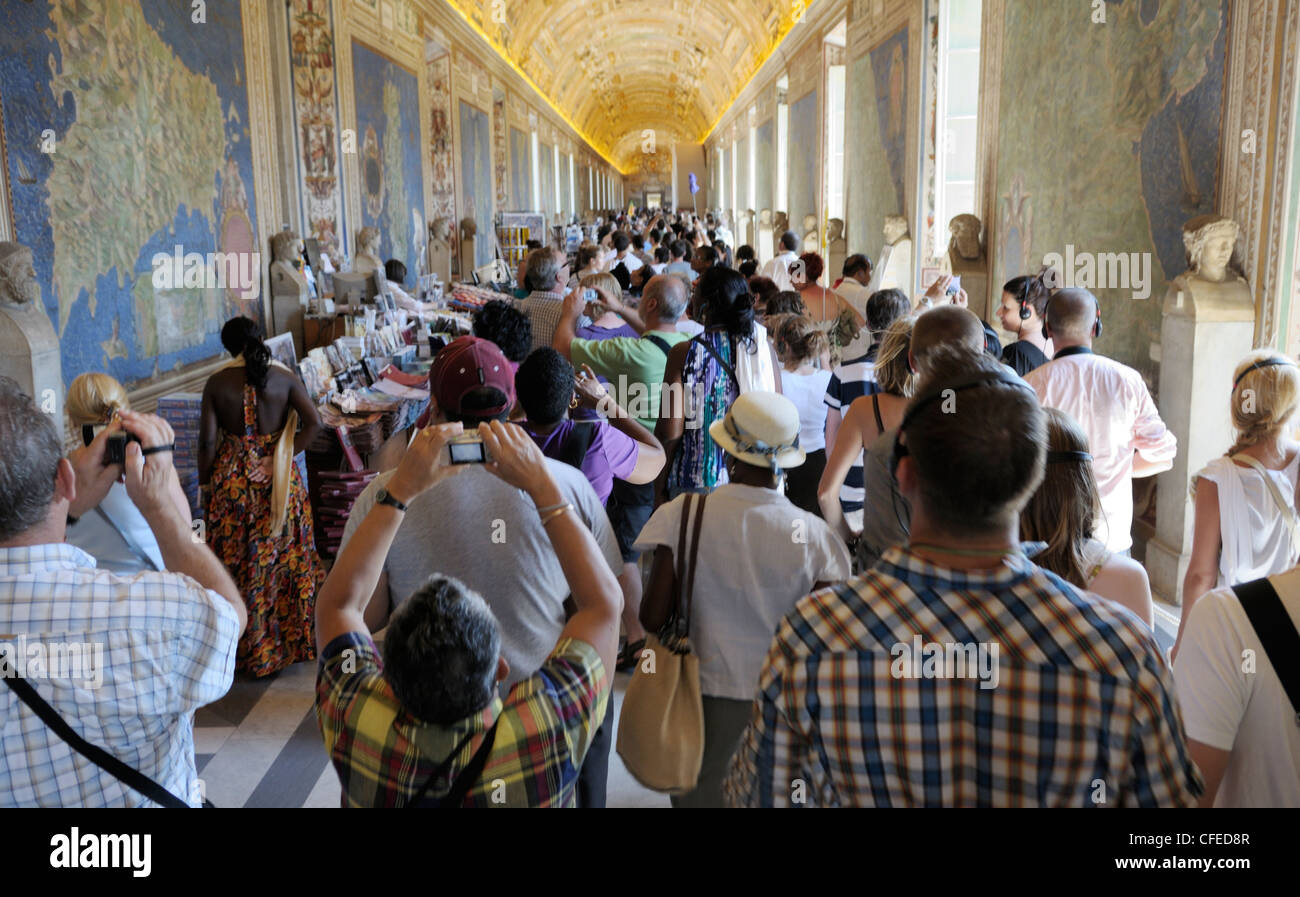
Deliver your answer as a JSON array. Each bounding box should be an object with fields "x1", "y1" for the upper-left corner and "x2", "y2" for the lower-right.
[
  {"x1": 519, "y1": 290, "x2": 589, "y2": 353},
  {"x1": 0, "y1": 543, "x2": 239, "y2": 807},
  {"x1": 316, "y1": 632, "x2": 608, "y2": 807},
  {"x1": 724, "y1": 545, "x2": 1202, "y2": 807},
  {"x1": 823, "y1": 349, "x2": 879, "y2": 512}
]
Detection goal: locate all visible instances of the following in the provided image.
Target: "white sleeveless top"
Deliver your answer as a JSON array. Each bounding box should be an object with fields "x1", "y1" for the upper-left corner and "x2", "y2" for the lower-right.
[
  {"x1": 1194, "y1": 454, "x2": 1300, "y2": 587},
  {"x1": 735, "y1": 321, "x2": 777, "y2": 394}
]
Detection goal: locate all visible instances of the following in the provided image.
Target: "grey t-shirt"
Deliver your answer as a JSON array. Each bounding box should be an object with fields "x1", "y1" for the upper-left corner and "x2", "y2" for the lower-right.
[{"x1": 341, "y1": 459, "x2": 622, "y2": 688}]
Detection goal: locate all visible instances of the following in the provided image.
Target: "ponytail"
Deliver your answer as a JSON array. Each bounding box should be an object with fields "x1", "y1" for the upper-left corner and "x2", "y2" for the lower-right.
[{"x1": 220, "y1": 316, "x2": 272, "y2": 390}]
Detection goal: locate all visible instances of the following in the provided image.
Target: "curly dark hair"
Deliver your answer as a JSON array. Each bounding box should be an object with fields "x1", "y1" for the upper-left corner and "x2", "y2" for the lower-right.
[{"x1": 472, "y1": 299, "x2": 532, "y2": 363}]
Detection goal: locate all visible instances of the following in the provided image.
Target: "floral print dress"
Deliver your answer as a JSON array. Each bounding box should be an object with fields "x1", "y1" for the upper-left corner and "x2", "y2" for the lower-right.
[{"x1": 209, "y1": 384, "x2": 322, "y2": 677}]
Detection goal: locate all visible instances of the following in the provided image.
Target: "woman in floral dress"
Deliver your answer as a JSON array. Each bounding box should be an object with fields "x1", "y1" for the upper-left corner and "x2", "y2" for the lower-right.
[{"x1": 200, "y1": 317, "x2": 324, "y2": 677}]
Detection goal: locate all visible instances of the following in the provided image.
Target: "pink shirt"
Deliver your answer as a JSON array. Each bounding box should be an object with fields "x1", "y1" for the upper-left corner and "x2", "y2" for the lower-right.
[{"x1": 1024, "y1": 349, "x2": 1176, "y2": 552}]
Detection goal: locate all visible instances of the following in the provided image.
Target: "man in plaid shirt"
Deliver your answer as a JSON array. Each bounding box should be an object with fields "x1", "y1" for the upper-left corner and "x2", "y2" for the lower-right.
[
  {"x1": 315, "y1": 420, "x2": 621, "y2": 807},
  {"x1": 725, "y1": 348, "x2": 1202, "y2": 807},
  {"x1": 0, "y1": 378, "x2": 245, "y2": 807}
]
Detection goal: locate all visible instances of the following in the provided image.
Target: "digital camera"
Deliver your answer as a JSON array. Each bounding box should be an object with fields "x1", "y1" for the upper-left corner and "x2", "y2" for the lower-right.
[
  {"x1": 81, "y1": 423, "x2": 139, "y2": 465},
  {"x1": 447, "y1": 431, "x2": 490, "y2": 465}
]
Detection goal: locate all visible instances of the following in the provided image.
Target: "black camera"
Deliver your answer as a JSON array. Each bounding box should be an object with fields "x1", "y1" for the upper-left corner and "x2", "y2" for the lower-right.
[{"x1": 82, "y1": 423, "x2": 139, "y2": 465}]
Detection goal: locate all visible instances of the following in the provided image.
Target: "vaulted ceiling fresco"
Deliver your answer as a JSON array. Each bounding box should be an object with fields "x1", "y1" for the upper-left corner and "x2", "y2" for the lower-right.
[{"x1": 445, "y1": 0, "x2": 815, "y2": 172}]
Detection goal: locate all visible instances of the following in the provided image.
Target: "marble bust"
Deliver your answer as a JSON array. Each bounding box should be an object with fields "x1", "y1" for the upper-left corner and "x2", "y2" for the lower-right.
[
  {"x1": 869, "y1": 214, "x2": 912, "y2": 294},
  {"x1": 353, "y1": 226, "x2": 382, "y2": 277},
  {"x1": 773, "y1": 211, "x2": 789, "y2": 238},
  {"x1": 0, "y1": 242, "x2": 62, "y2": 404},
  {"x1": 1163, "y1": 215, "x2": 1253, "y2": 321},
  {"x1": 459, "y1": 217, "x2": 478, "y2": 281},
  {"x1": 827, "y1": 218, "x2": 846, "y2": 280},
  {"x1": 0, "y1": 242, "x2": 39, "y2": 307},
  {"x1": 946, "y1": 213, "x2": 989, "y2": 318},
  {"x1": 270, "y1": 230, "x2": 308, "y2": 300},
  {"x1": 801, "y1": 213, "x2": 819, "y2": 254},
  {"x1": 756, "y1": 207, "x2": 775, "y2": 263},
  {"x1": 427, "y1": 217, "x2": 453, "y2": 284}
]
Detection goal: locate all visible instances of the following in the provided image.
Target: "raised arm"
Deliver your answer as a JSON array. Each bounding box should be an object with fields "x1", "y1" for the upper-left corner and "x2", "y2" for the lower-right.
[
  {"x1": 479, "y1": 421, "x2": 622, "y2": 677},
  {"x1": 653, "y1": 341, "x2": 690, "y2": 506},
  {"x1": 575, "y1": 364, "x2": 664, "y2": 484},
  {"x1": 315, "y1": 423, "x2": 464, "y2": 651},
  {"x1": 1174, "y1": 477, "x2": 1222, "y2": 661},
  {"x1": 552, "y1": 289, "x2": 586, "y2": 360}
]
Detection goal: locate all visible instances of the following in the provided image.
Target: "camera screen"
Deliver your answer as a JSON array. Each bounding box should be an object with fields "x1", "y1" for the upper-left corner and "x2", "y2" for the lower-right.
[{"x1": 448, "y1": 440, "x2": 486, "y2": 464}]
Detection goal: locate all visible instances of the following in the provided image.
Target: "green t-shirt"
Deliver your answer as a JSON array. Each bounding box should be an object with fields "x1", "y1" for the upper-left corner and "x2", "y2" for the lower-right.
[{"x1": 570, "y1": 330, "x2": 691, "y2": 430}]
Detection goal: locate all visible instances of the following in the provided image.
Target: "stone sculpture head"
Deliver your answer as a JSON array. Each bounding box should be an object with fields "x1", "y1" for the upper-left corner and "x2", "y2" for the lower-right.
[
  {"x1": 827, "y1": 218, "x2": 844, "y2": 241},
  {"x1": 948, "y1": 214, "x2": 983, "y2": 260},
  {"x1": 356, "y1": 226, "x2": 380, "y2": 259},
  {"x1": 802, "y1": 213, "x2": 817, "y2": 233},
  {"x1": 271, "y1": 229, "x2": 303, "y2": 265},
  {"x1": 883, "y1": 215, "x2": 909, "y2": 245},
  {"x1": 774, "y1": 211, "x2": 789, "y2": 233},
  {"x1": 1183, "y1": 215, "x2": 1240, "y2": 282},
  {"x1": 0, "y1": 243, "x2": 39, "y2": 307},
  {"x1": 759, "y1": 208, "x2": 772, "y2": 225},
  {"x1": 460, "y1": 217, "x2": 477, "y2": 239}
]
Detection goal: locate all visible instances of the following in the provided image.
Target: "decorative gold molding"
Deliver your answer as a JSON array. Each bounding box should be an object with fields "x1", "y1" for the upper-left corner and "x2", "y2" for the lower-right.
[
  {"x1": 978, "y1": 0, "x2": 1006, "y2": 309},
  {"x1": 1220, "y1": 0, "x2": 1300, "y2": 347},
  {"x1": 242, "y1": 0, "x2": 281, "y2": 329}
]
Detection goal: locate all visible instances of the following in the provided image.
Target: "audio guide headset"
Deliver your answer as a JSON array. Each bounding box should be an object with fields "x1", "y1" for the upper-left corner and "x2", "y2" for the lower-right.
[
  {"x1": 1041, "y1": 290, "x2": 1102, "y2": 341},
  {"x1": 1232, "y1": 356, "x2": 1299, "y2": 391}
]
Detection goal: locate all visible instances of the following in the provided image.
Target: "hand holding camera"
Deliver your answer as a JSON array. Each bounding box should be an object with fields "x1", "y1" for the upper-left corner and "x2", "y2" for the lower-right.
[
  {"x1": 574, "y1": 364, "x2": 611, "y2": 413},
  {"x1": 479, "y1": 420, "x2": 558, "y2": 501},
  {"x1": 387, "y1": 423, "x2": 466, "y2": 500},
  {"x1": 118, "y1": 410, "x2": 186, "y2": 525}
]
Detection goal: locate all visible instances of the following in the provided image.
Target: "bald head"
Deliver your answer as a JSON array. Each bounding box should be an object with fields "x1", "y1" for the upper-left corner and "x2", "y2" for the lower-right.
[
  {"x1": 911, "y1": 305, "x2": 985, "y2": 368},
  {"x1": 1044, "y1": 288, "x2": 1097, "y2": 345},
  {"x1": 643, "y1": 273, "x2": 688, "y2": 324}
]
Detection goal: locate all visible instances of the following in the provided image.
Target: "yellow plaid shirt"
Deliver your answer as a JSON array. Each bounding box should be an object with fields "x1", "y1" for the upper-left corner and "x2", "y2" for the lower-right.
[{"x1": 316, "y1": 632, "x2": 608, "y2": 807}]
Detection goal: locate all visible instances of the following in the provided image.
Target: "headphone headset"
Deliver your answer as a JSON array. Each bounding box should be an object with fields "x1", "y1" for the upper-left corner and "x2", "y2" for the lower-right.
[
  {"x1": 1017, "y1": 280, "x2": 1033, "y2": 321},
  {"x1": 1041, "y1": 290, "x2": 1102, "y2": 341},
  {"x1": 1232, "y1": 357, "x2": 1299, "y2": 390},
  {"x1": 889, "y1": 369, "x2": 1039, "y2": 478}
]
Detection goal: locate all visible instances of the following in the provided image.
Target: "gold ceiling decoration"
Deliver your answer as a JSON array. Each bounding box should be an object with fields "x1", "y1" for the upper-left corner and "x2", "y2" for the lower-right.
[{"x1": 445, "y1": 0, "x2": 815, "y2": 173}]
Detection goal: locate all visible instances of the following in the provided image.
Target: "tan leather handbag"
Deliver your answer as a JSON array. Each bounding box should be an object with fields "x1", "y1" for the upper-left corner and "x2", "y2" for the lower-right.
[{"x1": 615, "y1": 493, "x2": 707, "y2": 794}]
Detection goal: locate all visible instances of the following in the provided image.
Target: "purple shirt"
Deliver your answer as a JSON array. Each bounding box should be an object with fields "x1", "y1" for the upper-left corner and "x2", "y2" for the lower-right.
[
  {"x1": 575, "y1": 322, "x2": 639, "y2": 342},
  {"x1": 523, "y1": 419, "x2": 639, "y2": 505}
]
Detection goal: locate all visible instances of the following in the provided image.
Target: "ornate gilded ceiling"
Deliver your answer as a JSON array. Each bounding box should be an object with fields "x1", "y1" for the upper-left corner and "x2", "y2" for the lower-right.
[{"x1": 445, "y1": 0, "x2": 814, "y2": 172}]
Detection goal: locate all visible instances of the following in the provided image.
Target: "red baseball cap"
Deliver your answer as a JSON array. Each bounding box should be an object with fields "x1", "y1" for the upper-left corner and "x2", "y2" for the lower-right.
[{"x1": 431, "y1": 336, "x2": 515, "y2": 417}]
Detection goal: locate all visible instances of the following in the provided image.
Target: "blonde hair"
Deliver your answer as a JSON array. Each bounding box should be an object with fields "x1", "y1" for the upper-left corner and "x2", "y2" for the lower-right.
[
  {"x1": 773, "y1": 315, "x2": 829, "y2": 366},
  {"x1": 66, "y1": 373, "x2": 130, "y2": 426},
  {"x1": 1228, "y1": 349, "x2": 1300, "y2": 456},
  {"x1": 874, "y1": 314, "x2": 916, "y2": 397},
  {"x1": 579, "y1": 271, "x2": 621, "y2": 299}
]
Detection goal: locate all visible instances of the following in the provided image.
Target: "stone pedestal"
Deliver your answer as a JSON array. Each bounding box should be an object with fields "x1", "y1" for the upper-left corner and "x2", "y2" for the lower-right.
[
  {"x1": 1148, "y1": 279, "x2": 1254, "y2": 603},
  {"x1": 0, "y1": 302, "x2": 62, "y2": 411}
]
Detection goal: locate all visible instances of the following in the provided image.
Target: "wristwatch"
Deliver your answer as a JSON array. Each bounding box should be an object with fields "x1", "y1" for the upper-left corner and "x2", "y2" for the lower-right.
[{"x1": 375, "y1": 488, "x2": 408, "y2": 512}]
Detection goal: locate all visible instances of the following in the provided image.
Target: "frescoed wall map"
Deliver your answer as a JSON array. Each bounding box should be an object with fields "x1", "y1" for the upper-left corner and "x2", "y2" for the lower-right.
[
  {"x1": 351, "y1": 41, "x2": 424, "y2": 288},
  {"x1": 0, "y1": 0, "x2": 261, "y2": 389}
]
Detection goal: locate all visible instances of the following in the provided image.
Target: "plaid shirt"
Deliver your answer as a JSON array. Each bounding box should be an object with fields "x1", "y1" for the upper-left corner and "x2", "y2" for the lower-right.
[
  {"x1": 316, "y1": 631, "x2": 608, "y2": 807},
  {"x1": 724, "y1": 545, "x2": 1203, "y2": 807},
  {"x1": 0, "y1": 544, "x2": 239, "y2": 807},
  {"x1": 518, "y1": 290, "x2": 570, "y2": 353}
]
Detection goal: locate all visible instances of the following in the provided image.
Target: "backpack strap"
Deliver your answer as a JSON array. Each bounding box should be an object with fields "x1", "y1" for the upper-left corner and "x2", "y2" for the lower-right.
[
  {"x1": 554, "y1": 421, "x2": 598, "y2": 471},
  {"x1": 691, "y1": 334, "x2": 740, "y2": 390},
  {"x1": 1, "y1": 672, "x2": 191, "y2": 807},
  {"x1": 407, "y1": 719, "x2": 501, "y2": 807},
  {"x1": 644, "y1": 333, "x2": 673, "y2": 357},
  {"x1": 1231, "y1": 577, "x2": 1300, "y2": 725}
]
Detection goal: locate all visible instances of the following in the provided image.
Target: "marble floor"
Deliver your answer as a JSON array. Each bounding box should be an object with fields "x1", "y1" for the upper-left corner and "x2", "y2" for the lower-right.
[{"x1": 193, "y1": 665, "x2": 669, "y2": 808}]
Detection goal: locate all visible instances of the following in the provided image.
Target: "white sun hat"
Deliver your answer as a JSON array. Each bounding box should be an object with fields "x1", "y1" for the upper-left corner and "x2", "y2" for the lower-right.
[{"x1": 708, "y1": 390, "x2": 807, "y2": 475}]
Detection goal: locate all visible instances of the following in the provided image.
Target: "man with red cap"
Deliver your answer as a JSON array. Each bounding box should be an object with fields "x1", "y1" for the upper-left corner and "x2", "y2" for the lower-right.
[{"x1": 340, "y1": 336, "x2": 623, "y2": 806}]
